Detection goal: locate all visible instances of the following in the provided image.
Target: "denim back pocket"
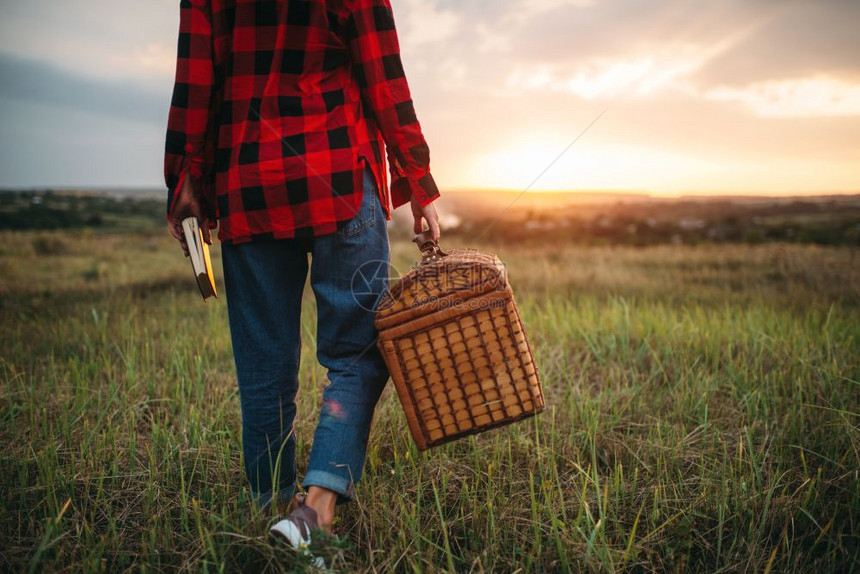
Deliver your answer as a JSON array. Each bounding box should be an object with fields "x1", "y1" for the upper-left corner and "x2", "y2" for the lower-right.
[{"x1": 338, "y1": 171, "x2": 378, "y2": 237}]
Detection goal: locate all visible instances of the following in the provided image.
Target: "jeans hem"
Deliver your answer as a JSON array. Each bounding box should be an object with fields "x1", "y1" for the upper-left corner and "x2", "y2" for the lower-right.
[
  {"x1": 302, "y1": 469, "x2": 356, "y2": 506},
  {"x1": 255, "y1": 483, "x2": 297, "y2": 511}
]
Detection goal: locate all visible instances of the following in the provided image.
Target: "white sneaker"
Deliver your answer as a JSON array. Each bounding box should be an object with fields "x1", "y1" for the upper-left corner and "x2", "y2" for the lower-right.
[{"x1": 270, "y1": 496, "x2": 326, "y2": 569}]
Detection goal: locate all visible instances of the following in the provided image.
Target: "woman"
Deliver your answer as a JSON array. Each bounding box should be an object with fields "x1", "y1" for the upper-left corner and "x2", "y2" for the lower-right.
[{"x1": 164, "y1": 0, "x2": 440, "y2": 562}]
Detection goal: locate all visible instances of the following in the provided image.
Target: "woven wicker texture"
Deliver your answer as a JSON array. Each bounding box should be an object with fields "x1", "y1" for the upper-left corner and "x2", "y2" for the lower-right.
[
  {"x1": 376, "y1": 248, "x2": 544, "y2": 450},
  {"x1": 376, "y1": 249, "x2": 507, "y2": 327}
]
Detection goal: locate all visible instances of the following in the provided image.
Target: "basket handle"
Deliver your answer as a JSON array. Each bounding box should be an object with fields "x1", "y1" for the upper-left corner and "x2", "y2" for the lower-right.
[{"x1": 413, "y1": 231, "x2": 448, "y2": 263}]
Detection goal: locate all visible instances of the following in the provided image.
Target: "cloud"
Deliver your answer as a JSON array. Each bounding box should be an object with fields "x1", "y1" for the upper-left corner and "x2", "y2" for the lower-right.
[
  {"x1": 707, "y1": 77, "x2": 860, "y2": 118},
  {"x1": 0, "y1": 52, "x2": 168, "y2": 125},
  {"x1": 486, "y1": 0, "x2": 860, "y2": 100},
  {"x1": 504, "y1": 33, "x2": 746, "y2": 100},
  {"x1": 0, "y1": 97, "x2": 164, "y2": 188},
  {"x1": 693, "y1": 1, "x2": 860, "y2": 88},
  {"x1": 395, "y1": 0, "x2": 461, "y2": 49},
  {"x1": 510, "y1": 0, "x2": 598, "y2": 22},
  {"x1": 109, "y1": 44, "x2": 176, "y2": 79},
  {"x1": 0, "y1": 0, "x2": 858, "y2": 191},
  {"x1": 0, "y1": 0, "x2": 179, "y2": 83},
  {"x1": 505, "y1": 0, "x2": 760, "y2": 66},
  {"x1": 476, "y1": 23, "x2": 509, "y2": 54}
]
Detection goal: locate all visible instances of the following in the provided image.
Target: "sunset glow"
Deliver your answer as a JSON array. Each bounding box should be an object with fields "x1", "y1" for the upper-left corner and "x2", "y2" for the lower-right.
[
  {"x1": 472, "y1": 139, "x2": 715, "y2": 194},
  {"x1": 470, "y1": 137, "x2": 860, "y2": 196},
  {"x1": 0, "y1": 0, "x2": 858, "y2": 196}
]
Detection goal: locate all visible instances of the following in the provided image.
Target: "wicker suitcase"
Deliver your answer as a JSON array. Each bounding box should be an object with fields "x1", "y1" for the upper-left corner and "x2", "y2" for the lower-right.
[{"x1": 375, "y1": 233, "x2": 545, "y2": 450}]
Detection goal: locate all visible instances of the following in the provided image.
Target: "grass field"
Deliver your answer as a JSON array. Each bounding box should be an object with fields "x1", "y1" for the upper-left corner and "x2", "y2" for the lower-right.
[{"x1": 1, "y1": 227, "x2": 858, "y2": 572}]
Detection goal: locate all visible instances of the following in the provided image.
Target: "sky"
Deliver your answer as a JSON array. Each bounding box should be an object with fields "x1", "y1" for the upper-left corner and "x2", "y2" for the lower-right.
[{"x1": 0, "y1": 0, "x2": 858, "y2": 195}]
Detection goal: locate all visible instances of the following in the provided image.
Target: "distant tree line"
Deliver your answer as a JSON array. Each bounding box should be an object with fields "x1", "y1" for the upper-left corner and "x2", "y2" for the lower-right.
[
  {"x1": 447, "y1": 204, "x2": 860, "y2": 248},
  {"x1": 3, "y1": 190, "x2": 859, "y2": 247},
  {"x1": 0, "y1": 191, "x2": 163, "y2": 231}
]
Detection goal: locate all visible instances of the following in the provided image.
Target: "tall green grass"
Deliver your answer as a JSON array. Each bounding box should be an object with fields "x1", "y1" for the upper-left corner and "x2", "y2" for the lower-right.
[{"x1": 1, "y1": 230, "x2": 858, "y2": 572}]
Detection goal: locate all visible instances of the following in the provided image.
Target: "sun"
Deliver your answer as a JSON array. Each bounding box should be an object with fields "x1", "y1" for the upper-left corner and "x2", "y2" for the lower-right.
[{"x1": 467, "y1": 135, "x2": 712, "y2": 194}]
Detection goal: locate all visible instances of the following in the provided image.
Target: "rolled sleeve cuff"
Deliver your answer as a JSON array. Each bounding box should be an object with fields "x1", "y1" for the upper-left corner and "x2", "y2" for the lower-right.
[
  {"x1": 390, "y1": 171, "x2": 440, "y2": 209},
  {"x1": 166, "y1": 154, "x2": 214, "y2": 222}
]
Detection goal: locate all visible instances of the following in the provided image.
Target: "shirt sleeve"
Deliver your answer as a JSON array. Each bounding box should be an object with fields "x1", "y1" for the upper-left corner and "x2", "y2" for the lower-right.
[
  {"x1": 346, "y1": 0, "x2": 440, "y2": 208},
  {"x1": 164, "y1": 0, "x2": 217, "y2": 219}
]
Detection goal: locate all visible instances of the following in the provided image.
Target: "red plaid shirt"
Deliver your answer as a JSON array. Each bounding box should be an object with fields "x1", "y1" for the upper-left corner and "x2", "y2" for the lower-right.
[{"x1": 165, "y1": 0, "x2": 440, "y2": 244}]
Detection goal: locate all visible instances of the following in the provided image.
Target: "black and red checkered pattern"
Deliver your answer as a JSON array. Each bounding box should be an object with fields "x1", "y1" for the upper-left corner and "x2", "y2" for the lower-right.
[{"x1": 165, "y1": 0, "x2": 440, "y2": 244}]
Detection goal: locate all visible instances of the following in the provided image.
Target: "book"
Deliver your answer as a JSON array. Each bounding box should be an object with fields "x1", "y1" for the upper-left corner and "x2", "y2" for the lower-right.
[{"x1": 181, "y1": 217, "x2": 217, "y2": 301}]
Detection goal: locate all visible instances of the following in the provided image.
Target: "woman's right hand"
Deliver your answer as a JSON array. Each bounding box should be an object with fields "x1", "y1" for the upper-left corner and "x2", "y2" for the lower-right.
[{"x1": 410, "y1": 195, "x2": 440, "y2": 243}]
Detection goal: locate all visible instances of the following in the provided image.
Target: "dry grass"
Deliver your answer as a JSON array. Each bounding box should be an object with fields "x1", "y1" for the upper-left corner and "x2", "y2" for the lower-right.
[{"x1": 1, "y1": 229, "x2": 858, "y2": 572}]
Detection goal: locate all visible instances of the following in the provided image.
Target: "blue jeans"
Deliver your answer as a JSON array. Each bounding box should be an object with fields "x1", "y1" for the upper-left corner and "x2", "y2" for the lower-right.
[{"x1": 221, "y1": 169, "x2": 391, "y2": 508}]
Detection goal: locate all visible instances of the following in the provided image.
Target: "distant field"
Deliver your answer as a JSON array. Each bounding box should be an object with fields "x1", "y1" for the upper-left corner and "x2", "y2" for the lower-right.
[
  {"x1": 433, "y1": 190, "x2": 860, "y2": 247},
  {"x1": 3, "y1": 189, "x2": 860, "y2": 247},
  {"x1": 1, "y1": 216, "x2": 858, "y2": 570}
]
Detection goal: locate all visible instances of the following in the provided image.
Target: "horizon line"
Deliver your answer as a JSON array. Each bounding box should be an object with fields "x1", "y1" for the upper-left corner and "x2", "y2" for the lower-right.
[{"x1": 1, "y1": 185, "x2": 859, "y2": 199}]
